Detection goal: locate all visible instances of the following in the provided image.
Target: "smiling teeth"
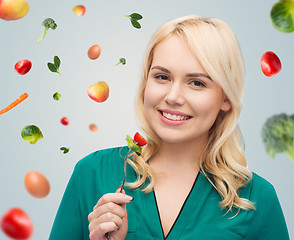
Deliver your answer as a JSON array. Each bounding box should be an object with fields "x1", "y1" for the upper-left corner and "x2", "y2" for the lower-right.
[{"x1": 162, "y1": 111, "x2": 190, "y2": 121}]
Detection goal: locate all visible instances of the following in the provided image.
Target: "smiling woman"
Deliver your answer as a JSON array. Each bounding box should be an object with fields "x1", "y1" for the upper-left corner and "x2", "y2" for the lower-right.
[{"x1": 49, "y1": 15, "x2": 290, "y2": 240}]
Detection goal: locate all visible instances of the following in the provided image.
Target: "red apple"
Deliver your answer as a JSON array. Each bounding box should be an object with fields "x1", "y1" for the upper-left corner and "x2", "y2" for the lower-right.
[
  {"x1": 0, "y1": 0, "x2": 29, "y2": 21},
  {"x1": 260, "y1": 51, "x2": 282, "y2": 77},
  {"x1": 73, "y1": 5, "x2": 85, "y2": 17},
  {"x1": 87, "y1": 81, "x2": 109, "y2": 103}
]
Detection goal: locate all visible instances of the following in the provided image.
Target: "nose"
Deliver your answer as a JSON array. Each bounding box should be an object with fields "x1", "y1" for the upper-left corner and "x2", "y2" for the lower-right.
[{"x1": 164, "y1": 82, "x2": 185, "y2": 106}]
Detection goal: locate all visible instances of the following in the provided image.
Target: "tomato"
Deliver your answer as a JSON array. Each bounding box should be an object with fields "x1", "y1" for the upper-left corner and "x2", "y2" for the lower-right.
[
  {"x1": 1, "y1": 208, "x2": 33, "y2": 239},
  {"x1": 133, "y1": 132, "x2": 148, "y2": 147},
  {"x1": 260, "y1": 51, "x2": 282, "y2": 77},
  {"x1": 14, "y1": 59, "x2": 32, "y2": 75},
  {"x1": 61, "y1": 117, "x2": 69, "y2": 125}
]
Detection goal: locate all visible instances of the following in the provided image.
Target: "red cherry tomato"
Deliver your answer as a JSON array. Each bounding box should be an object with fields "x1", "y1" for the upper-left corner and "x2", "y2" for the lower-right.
[
  {"x1": 1, "y1": 208, "x2": 33, "y2": 239},
  {"x1": 61, "y1": 117, "x2": 69, "y2": 125},
  {"x1": 260, "y1": 51, "x2": 282, "y2": 77},
  {"x1": 134, "y1": 132, "x2": 148, "y2": 147},
  {"x1": 14, "y1": 59, "x2": 32, "y2": 75}
]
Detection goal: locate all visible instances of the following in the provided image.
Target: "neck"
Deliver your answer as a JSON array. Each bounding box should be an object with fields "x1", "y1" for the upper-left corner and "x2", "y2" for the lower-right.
[{"x1": 149, "y1": 137, "x2": 208, "y2": 174}]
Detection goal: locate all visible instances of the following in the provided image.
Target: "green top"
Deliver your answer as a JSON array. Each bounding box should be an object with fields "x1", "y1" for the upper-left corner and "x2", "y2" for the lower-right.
[{"x1": 49, "y1": 146, "x2": 289, "y2": 240}]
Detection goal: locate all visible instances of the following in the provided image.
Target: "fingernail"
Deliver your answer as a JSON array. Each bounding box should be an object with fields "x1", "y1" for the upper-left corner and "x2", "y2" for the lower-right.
[{"x1": 124, "y1": 195, "x2": 134, "y2": 201}]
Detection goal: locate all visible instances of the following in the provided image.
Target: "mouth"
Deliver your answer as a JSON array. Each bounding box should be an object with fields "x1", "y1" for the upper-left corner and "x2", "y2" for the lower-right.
[{"x1": 159, "y1": 110, "x2": 192, "y2": 121}]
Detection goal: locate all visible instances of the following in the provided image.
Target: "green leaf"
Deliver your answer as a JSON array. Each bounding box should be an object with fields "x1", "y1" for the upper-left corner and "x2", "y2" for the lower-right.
[
  {"x1": 126, "y1": 135, "x2": 142, "y2": 156},
  {"x1": 131, "y1": 19, "x2": 141, "y2": 29},
  {"x1": 54, "y1": 56, "x2": 61, "y2": 69},
  {"x1": 48, "y1": 63, "x2": 57, "y2": 73},
  {"x1": 129, "y1": 13, "x2": 143, "y2": 20},
  {"x1": 270, "y1": 0, "x2": 294, "y2": 33},
  {"x1": 60, "y1": 147, "x2": 70, "y2": 154}
]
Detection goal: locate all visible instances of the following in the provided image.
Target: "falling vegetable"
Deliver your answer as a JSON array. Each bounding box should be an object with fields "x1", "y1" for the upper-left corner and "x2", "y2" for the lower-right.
[
  {"x1": 14, "y1": 59, "x2": 32, "y2": 75},
  {"x1": 21, "y1": 125, "x2": 43, "y2": 144},
  {"x1": 60, "y1": 117, "x2": 69, "y2": 125},
  {"x1": 37, "y1": 18, "x2": 57, "y2": 42},
  {"x1": 60, "y1": 147, "x2": 70, "y2": 154},
  {"x1": 53, "y1": 92, "x2": 61, "y2": 100},
  {"x1": 1, "y1": 208, "x2": 33, "y2": 239},
  {"x1": 113, "y1": 58, "x2": 126, "y2": 66},
  {"x1": 47, "y1": 56, "x2": 61, "y2": 75},
  {"x1": 0, "y1": 92, "x2": 28, "y2": 115},
  {"x1": 270, "y1": 0, "x2": 294, "y2": 33},
  {"x1": 125, "y1": 13, "x2": 143, "y2": 29},
  {"x1": 261, "y1": 113, "x2": 294, "y2": 162},
  {"x1": 260, "y1": 51, "x2": 282, "y2": 77}
]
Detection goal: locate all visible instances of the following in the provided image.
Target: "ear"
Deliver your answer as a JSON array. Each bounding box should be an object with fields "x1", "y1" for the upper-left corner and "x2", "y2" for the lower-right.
[{"x1": 220, "y1": 98, "x2": 231, "y2": 112}]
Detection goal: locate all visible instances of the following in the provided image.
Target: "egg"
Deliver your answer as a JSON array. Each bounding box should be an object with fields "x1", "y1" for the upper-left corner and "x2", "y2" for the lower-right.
[
  {"x1": 89, "y1": 123, "x2": 98, "y2": 132},
  {"x1": 24, "y1": 171, "x2": 50, "y2": 198},
  {"x1": 88, "y1": 44, "x2": 101, "y2": 60}
]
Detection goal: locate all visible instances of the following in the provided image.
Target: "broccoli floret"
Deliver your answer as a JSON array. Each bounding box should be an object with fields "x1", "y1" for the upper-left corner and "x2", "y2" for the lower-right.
[
  {"x1": 261, "y1": 113, "x2": 294, "y2": 161},
  {"x1": 37, "y1": 18, "x2": 57, "y2": 42}
]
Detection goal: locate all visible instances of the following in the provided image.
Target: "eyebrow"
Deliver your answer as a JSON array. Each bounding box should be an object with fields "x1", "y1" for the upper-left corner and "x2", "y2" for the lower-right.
[{"x1": 150, "y1": 65, "x2": 212, "y2": 80}]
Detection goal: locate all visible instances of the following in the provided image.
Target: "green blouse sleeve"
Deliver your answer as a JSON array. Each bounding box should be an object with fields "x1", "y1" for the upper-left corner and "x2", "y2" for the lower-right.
[
  {"x1": 49, "y1": 163, "x2": 84, "y2": 239},
  {"x1": 256, "y1": 188, "x2": 289, "y2": 240}
]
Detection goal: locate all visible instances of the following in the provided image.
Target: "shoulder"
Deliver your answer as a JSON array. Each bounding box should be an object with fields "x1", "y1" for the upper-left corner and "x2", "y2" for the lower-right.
[
  {"x1": 238, "y1": 171, "x2": 278, "y2": 204},
  {"x1": 247, "y1": 171, "x2": 277, "y2": 199},
  {"x1": 240, "y1": 171, "x2": 280, "y2": 215},
  {"x1": 73, "y1": 146, "x2": 129, "y2": 175}
]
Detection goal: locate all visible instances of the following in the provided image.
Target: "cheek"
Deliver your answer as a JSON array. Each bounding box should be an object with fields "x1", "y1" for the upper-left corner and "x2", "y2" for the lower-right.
[
  {"x1": 143, "y1": 80, "x2": 161, "y2": 109},
  {"x1": 190, "y1": 93, "x2": 223, "y2": 116}
]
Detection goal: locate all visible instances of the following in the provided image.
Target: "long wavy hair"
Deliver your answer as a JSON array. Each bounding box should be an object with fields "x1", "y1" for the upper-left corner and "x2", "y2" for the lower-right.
[{"x1": 125, "y1": 15, "x2": 255, "y2": 212}]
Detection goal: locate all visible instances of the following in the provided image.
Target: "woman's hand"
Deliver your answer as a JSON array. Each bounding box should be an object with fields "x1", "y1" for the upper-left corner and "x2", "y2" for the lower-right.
[{"x1": 88, "y1": 187, "x2": 133, "y2": 240}]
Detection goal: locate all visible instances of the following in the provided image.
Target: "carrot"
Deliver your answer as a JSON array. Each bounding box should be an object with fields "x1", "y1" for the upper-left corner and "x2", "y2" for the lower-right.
[{"x1": 0, "y1": 93, "x2": 28, "y2": 115}]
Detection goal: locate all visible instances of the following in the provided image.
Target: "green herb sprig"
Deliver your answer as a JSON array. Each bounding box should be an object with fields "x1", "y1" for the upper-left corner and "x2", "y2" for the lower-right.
[
  {"x1": 125, "y1": 13, "x2": 143, "y2": 29},
  {"x1": 60, "y1": 147, "x2": 70, "y2": 154},
  {"x1": 48, "y1": 56, "x2": 61, "y2": 75},
  {"x1": 113, "y1": 58, "x2": 126, "y2": 66}
]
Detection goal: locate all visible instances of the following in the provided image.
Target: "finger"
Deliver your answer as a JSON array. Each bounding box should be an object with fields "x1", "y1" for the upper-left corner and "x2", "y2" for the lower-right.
[
  {"x1": 89, "y1": 201, "x2": 126, "y2": 222},
  {"x1": 94, "y1": 193, "x2": 133, "y2": 209},
  {"x1": 116, "y1": 186, "x2": 125, "y2": 194},
  {"x1": 88, "y1": 212, "x2": 123, "y2": 233},
  {"x1": 89, "y1": 221, "x2": 118, "y2": 240}
]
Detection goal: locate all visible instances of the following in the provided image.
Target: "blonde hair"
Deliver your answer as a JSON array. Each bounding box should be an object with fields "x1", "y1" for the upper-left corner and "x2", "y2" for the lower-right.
[{"x1": 126, "y1": 15, "x2": 255, "y2": 212}]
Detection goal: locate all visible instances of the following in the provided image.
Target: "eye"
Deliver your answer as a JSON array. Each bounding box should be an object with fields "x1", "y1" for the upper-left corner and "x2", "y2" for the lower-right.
[
  {"x1": 155, "y1": 75, "x2": 169, "y2": 81},
  {"x1": 190, "y1": 80, "x2": 206, "y2": 87}
]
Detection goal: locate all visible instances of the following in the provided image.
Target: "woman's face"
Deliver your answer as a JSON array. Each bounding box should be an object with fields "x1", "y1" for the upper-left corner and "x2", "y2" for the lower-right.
[{"x1": 143, "y1": 34, "x2": 231, "y2": 145}]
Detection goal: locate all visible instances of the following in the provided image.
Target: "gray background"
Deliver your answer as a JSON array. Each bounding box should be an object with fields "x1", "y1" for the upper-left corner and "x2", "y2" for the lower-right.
[{"x1": 0, "y1": 0, "x2": 293, "y2": 239}]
